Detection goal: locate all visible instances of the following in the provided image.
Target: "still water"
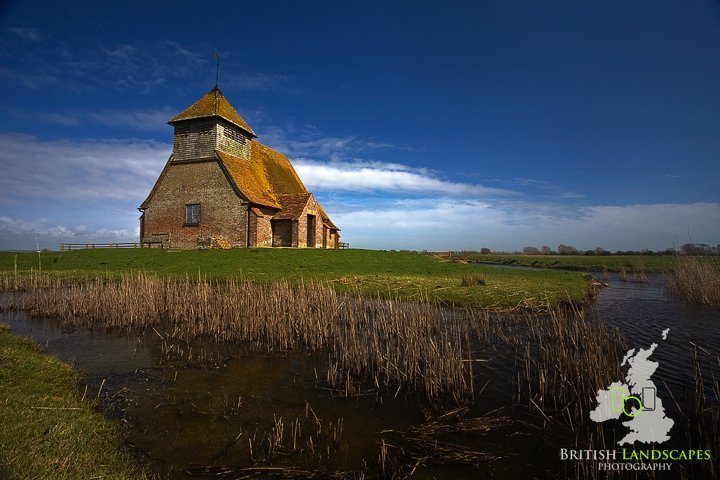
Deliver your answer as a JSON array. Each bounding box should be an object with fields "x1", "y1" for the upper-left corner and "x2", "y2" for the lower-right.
[{"x1": 1, "y1": 273, "x2": 718, "y2": 478}]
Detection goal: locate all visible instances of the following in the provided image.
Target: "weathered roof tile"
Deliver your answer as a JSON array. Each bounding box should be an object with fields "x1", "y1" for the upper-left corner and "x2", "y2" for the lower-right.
[
  {"x1": 169, "y1": 87, "x2": 257, "y2": 137},
  {"x1": 273, "y1": 193, "x2": 312, "y2": 219}
]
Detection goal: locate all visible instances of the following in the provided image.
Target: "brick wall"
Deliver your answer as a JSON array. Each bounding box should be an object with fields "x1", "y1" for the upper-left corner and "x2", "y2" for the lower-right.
[
  {"x1": 328, "y1": 230, "x2": 340, "y2": 249},
  {"x1": 295, "y1": 196, "x2": 326, "y2": 248},
  {"x1": 142, "y1": 160, "x2": 248, "y2": 249},
  {"x1": 249, "y1": 206, "x2": 275, "y2": 247}
]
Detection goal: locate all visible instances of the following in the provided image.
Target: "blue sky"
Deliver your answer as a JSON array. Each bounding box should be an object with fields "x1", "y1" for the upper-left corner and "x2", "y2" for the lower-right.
[{"x1": 1, "y1": 0, "x2": 719, "y2": 251}]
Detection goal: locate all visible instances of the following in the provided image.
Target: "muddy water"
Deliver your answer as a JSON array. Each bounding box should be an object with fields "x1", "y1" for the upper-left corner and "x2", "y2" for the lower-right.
[{"x1": 2, "y1": 273, "x2": 719, "y2": 478}]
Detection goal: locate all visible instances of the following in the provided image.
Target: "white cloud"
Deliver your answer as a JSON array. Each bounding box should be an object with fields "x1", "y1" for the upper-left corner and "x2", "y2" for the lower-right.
[
  {"x1": 0, "y1": 133, "x2": 170, "y2": 203},
  {"x1": 332, "y1": 199, "x2": 720, "y2": 251},
  {"x1": 295, "y1": 160, "x2": 515, "y2": 197},
  {"x1": 0, "y1": 216, "x2": 137, "y2": 249},
  {"x1": 258, "y1": 124, "x2": 512, "y2": 197}
]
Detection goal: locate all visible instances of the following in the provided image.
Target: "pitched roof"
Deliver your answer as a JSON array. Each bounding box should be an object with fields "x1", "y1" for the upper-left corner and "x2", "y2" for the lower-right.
[
  {"x1": 317, "y1": 204, "x2": 339, "y2": 230},
  {"x1": 216, "y1": 141, "x2": 308, "y2": 210},
  {"x1": 169, "y1": 87, "x2": 257, "y2": 137},
  {"x1": 273, "y1": 193, "x2": 312, "y2": 219}
]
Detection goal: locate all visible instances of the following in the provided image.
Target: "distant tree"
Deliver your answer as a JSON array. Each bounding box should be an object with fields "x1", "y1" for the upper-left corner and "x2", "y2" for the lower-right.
[
  {"x1": 540, "y1": 246, "x2": 552, "y2": 255},
  {"x1": 594, "y1": 247, "x2": 609, "y2": 256},
  {"x1": 523, "y1": 246, "x2": 540, "y2": 255},
  {"x1": 480, "y1": 247, "x2": 492, "y2": 255},
  {"x1": 681, "y1": 243, "x2": 711, "y2": 256},
  {"x1": 557, "y1": 244, "x2": 579, "y2": 255}
]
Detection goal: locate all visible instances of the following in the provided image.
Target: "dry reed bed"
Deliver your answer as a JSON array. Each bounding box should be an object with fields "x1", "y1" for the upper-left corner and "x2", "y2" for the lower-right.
[
  {"x1": 1, "y1": 272, "x2": 473, "y2": 402},
  {"x1": 0, "y1": 271, "x2": 627, "y2": 416},
  {"x1": 520, "y1": 305, "x2": 626, "y2": 426},
  {"x1": 666, "y1": 257, "x2": 720, "y2": 307}
]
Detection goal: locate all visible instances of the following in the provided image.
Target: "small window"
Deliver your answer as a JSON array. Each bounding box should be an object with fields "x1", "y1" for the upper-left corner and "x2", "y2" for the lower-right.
[{"x1": 185, "y1": 204, "x2": 200, "y2": 225}]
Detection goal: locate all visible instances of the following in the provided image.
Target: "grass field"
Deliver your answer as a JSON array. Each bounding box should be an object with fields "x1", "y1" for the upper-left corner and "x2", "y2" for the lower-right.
[
  {"x1": 0, "y1": 325, "x2": 147, "y2": 479},
  {"x1": 0, "y1": 249, "x2": 590, "y2": 310},
  {"x1": 454, "y1": 253, "x2": 685, "y2": 272}
]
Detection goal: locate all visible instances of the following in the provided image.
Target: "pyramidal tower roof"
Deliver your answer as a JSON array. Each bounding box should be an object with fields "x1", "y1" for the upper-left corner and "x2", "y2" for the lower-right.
[{"x1": 168, "y1": 87, "x2": 257, "y2": 137}]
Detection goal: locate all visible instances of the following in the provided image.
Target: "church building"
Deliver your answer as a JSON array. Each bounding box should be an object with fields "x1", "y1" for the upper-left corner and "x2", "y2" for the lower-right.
[{"x1": 139, "y1": 87, "x2": 340, "y2": 249}]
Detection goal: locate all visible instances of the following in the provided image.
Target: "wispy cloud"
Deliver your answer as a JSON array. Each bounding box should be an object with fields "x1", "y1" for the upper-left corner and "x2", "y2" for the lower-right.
[
  {"x1": 85, "y1": 107, "x2": 177, "y2": 130},
  {"x1": 0, "y1": 34, "x2": 292, "y2": 96},
  {"x1": 510, "y1": 177, "x2": 585, "y2": 199},
  {"x1": 330, "y1": 199, "x2": 720, "y2": 251},
  {"x1": 0, "y1": 37, "x2": 206, "y2": 93},
  {"x1": 295, "y1": 160, "x2": 516, "y2": 197},
  {"x1": 6, "y1": 27, "x2": 43, "y2": 42},
  {"x1": 223, "y1": 72, "x2": 290, "y2": 91},
  {"x1": 9, "y1": 106, "x2": 177, "y2": 131},
  {"x1": 0, "y1": 133, "x2": 170, "y2": 204},
  {"x1": 0, "y1": 66, "x2": 59, "y2": 90},
  {"x1": 0, "y1": 216, "x2": 136, "y2": 242},
  {"x1": 261, "y1": 125, "x2": 409, "y2": 160}
]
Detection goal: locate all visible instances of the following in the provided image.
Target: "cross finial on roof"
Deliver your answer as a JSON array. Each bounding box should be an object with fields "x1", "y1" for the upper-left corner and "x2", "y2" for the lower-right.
[{"x1": 215, "y1": 51, "x2": 221, "y2": 89}]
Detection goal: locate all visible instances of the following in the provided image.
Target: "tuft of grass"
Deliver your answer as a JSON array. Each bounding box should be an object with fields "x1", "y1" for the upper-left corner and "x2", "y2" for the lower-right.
[
  {"x1": 460, "y1": 272, "x2": 486, "y2": 286},
  {"x1": 666, "y1": 257, "x2": 720, "y2": 307},
  {"x1": 0, "y1": 325, "x2": 147, "y2": 480}
]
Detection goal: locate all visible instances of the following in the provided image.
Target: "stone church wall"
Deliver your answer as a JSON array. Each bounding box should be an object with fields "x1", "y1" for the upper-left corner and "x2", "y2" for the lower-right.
[{"x1": 142, "y1": 160, "x2": 248, "y2": 249}]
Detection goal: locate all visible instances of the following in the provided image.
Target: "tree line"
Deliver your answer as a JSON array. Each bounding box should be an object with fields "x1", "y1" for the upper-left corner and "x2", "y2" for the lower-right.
[{"x1": 473, "y1": 243, "x2": 720, "y2": 256}]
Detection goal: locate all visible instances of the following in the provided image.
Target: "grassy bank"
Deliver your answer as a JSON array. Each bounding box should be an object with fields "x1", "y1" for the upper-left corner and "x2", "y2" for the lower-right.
[
  {"x1": 0, "y1": 325, "x2": 146, "y2": 479},
  {"x1": 0, "y1": 249, "x2": 590, "y2": 310},
  {"x1": 453, "y1": 253, "x2": 686, "y2": 273}
]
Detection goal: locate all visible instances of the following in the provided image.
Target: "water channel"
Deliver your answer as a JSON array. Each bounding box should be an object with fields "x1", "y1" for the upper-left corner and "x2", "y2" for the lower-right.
[{"x1": 1, "y1": 272, "x2": 718, "y2": 478}]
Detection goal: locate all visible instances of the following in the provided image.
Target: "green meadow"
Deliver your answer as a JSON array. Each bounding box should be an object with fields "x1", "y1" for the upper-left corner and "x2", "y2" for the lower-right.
[
  {"x1": 0, "y1": 248, "x2": 590, "y2": 310},
  {"x1": 458, "y1": 253, "x2": 683, "y2": 272}
]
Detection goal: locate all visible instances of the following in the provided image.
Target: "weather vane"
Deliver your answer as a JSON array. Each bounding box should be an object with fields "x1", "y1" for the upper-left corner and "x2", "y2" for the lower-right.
[{"x1": 215, "y1": 51, "x2": 221, "y2": 88}]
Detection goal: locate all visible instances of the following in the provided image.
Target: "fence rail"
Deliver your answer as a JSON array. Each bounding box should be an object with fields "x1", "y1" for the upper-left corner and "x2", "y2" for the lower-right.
[{"x1": 59, "y1": 242, "x2": 140, "y2": 251}]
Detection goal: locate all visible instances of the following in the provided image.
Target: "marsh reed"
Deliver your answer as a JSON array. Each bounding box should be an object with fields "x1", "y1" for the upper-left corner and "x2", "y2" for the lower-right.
[
  {"x1": 1, "y1": 272, "x2": 475, "y2": 402},
  {"x1": 0, "y1": 270, "x2": 630, "y2": 414},
  {"x1": 666, "y1": 257, "x2": 720, "y2": 307}
]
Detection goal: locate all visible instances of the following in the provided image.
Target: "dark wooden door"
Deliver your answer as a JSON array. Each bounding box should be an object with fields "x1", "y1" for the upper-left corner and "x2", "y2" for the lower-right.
[{"x1": 307, "y1": 215, "x2": 316, "y2": 247}]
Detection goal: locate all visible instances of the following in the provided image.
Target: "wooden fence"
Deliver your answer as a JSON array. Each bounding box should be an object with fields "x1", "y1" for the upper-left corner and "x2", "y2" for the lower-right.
[{"x1": 59, "y1": 242, "x2": 140, "y2": 251}]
